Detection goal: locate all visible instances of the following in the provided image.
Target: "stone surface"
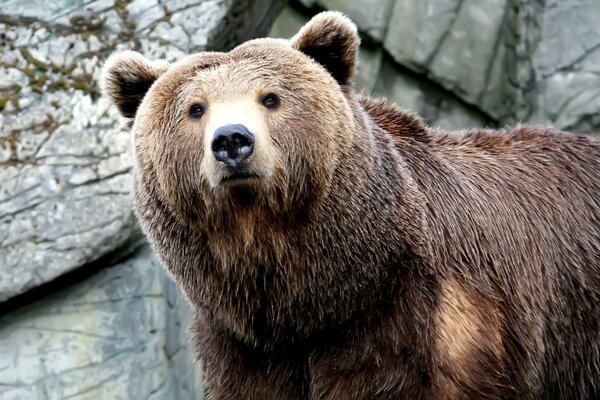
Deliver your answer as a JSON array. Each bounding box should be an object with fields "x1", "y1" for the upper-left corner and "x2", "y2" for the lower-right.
[
  {"x1": 269, "y1": 5, "x2": 308, "y2": 39},
  {"x1": 0, "y1": 0, "x2": 287, "y2": 302},
  {"x1": 373, "y1": 57, "x2": 489, "y2": 130},
  {"x1": 355, "y1": 46, "x2": 385, "y2": 94},
  {"x1": 529, "y1": 0, "x2": 600, "y2": 131},
  {"x1": 384, "y1": 0, "x2": 507, "y2": 105},
  {"x1": 382, "y1": 0, "x2": 600, "y2": 133},
  {"x1": 0, "y1": 245, "x2": 203, "y2": 400}
]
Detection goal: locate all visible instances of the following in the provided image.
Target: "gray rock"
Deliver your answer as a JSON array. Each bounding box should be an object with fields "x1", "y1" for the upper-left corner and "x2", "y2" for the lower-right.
[
  {"x1": 385, "y1": 0, "x2": 507, "y2": 104},
  {"x1": 384, "y1": 0, "x2": 461, "y2": 69},
  {"x1": 0, "y1": 0, "x2": 287, "y2": 302},
  {"x1": 381, "y1": 0, "x2": 600, "y2": 133},
  {"x1": 479, "y1": 0, "x2": 546, "y2": 125},
  {"x1": 531, "y1": 0, "x2": 600, "y2": 131},
  {"x1": 427, "y1": 0, "x2": 506, "y2": 102},
  {"x1": 374, "y1": 58, "x2": 489, "y2": 130},
  {"x1": 355, "y1": 46, "x2": 384, "y2": 94},
  {"x1": 269, "y1": 6, "x2": 309, "y2": 39},
  {"x1": 0, "y1": 245, "x2": 204, "y2": 400}
]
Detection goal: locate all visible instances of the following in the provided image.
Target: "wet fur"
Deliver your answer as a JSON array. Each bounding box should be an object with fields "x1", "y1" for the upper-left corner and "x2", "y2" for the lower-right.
[{"x1": 104, "y1": 12, "x2": 600, "y2": 400}]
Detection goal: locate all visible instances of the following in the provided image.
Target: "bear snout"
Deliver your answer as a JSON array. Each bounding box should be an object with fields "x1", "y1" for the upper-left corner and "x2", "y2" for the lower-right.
[{"x1": 211, "y1": 124, "x2": 255, "y2": 168}]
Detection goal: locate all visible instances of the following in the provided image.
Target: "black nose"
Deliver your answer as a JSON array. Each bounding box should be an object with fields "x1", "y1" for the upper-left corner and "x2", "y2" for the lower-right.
[{"x1": 211, "y1": 124, "x2": 255, "y2": 168}]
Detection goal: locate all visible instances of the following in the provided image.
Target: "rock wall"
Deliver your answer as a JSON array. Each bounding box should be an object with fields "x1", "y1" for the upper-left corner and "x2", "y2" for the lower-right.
[
  {"x1": 271, "y1": 0, "x2": 600, "y2": 134},
  {"x1": 0, "y1": 1, "x2": 286, "y2": 399},
  {"x1": 0, "y1": 246, "x2": 201, "y2": 399}
]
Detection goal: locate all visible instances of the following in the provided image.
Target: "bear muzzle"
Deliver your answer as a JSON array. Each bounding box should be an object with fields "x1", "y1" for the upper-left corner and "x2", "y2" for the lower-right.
[
  {"x1": 210, "y1": 123, "x2": 266, "y2": 186},
  {"x1": 211, "y1": 124, "x2": 255, "y2": 168}
]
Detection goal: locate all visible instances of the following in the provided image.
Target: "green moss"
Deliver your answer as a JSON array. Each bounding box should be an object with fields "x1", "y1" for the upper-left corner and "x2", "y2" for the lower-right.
[
  {"x1": 19, "y1": 69, "x2": 49, "y2": 93},
  {"x1": 0, "y1": 92, "x2": 9, "y2": 111},
  {"x1": 87, "y1": 15, "x2": 106, "y2": 30},
  {"x1": 28, "y1": 235, "x2": 41, "y2": 244},
  {"x1": 34, "y1": 117, "x2": 53, "y2": 134},
  {"x1": 117, "y1": 30, "x2": 134, "y2": 41},
  {"x1": 0, "y1": 86, "x2": 21, "y2": 111},
  {"x1": 72, "y1": 81, "x2": 89, "y2": 92},
  {"x1": 0, "y1": 132, "x2": 18, "y2": 153},
  {"x1": 71, "y1": 73, "x2": 98, "y2": 95},
  {"x1": 43, "y1": 114, "x2": 62, "y2": 134},
  {"x1": 21, "y1": 67, "x2": 35, "y2": 78},
  {"x1": 69, "y1": 14, "x2": 86, "y2": 25},
  {"x1": 48, "y1": 77, "x2": 68, "y2": 92},
  {"x1": 19, "y1": 48, "x2": 48, "y2": 71},
  {"x1": 50, "y1": 63, "x2": 76, "y2": 75},
  {"x1": 115, "y1": 0, "x2": 130, "y2": 20},
  {"x1": 114, "y1": 0, "x2": 138, "y2": 34},
  {"x1": 162, "y1": 8, "x2": 172, "y2": 22},
  {"x1": 32, "y1": 74, "x2": 48, "y2": 85},
  {"x1": 115, "y1": 0, "x2": 128, "y2": 10}
]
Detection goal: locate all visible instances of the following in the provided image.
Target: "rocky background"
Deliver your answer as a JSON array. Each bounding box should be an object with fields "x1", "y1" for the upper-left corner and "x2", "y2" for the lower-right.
[{"x1": 1, "y1": 0, "x2": 600, "y2": 399}]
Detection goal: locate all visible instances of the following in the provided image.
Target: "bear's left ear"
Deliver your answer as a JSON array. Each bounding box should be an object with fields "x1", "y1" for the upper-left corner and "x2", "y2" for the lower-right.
[
  {"x1": 102, "y1": 51, "x2": 169, "y2": 121},
  {"x1": 291, "y1": 11, "x2": 360, "y2": 85}
]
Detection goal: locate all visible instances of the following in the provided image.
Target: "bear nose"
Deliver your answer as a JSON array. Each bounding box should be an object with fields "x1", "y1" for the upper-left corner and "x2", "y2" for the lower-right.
[{"x1": 211, "y1": 124, "x2": 255, "y2": 168}]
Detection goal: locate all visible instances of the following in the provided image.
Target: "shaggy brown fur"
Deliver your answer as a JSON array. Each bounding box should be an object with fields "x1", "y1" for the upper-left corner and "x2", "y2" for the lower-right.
[{"x1": 103, "y1": 11, "x2": 600, "y2": 400}]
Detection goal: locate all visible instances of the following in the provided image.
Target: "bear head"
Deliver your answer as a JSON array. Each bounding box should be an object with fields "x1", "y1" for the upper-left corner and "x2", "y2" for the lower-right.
[
  {"x1": 101, "y1": 12, "x2": 428, "y2": 346},
  {"x1": 103, "y1": 12, "x2": 362, "y2": 234}
]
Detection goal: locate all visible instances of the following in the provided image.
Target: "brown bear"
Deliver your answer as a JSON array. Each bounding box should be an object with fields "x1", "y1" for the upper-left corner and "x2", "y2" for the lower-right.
[{"x1": 102, "y1": 11, "x2": 600, "y2": 400}]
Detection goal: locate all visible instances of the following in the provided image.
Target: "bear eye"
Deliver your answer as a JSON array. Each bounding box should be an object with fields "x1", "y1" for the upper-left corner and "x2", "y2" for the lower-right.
[
  {"x1": 261, "y1": 93, "x2": 279, "y2": 109},
  {"x1": 189, "y1": 103, "x2": 206, "y2": 119}
]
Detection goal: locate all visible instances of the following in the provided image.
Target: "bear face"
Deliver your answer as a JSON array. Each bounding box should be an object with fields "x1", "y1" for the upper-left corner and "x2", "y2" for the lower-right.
[{"x1": 103, "y1": 12, "x2": 362, "y2": 235}]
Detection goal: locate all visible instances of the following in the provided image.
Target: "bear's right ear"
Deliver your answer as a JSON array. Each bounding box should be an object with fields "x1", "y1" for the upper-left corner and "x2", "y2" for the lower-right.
[
  {"x1": 102, "y1": 51, "x2": 169, "y2": 120},
  {"x1": 291, "y1": 11, "x2": 360, "y2": 85}
]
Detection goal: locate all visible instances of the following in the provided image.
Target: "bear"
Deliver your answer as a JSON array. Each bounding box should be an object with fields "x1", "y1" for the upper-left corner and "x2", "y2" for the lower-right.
[{"x1": 102, "y1": 11, "x2": 600, "y2": 400}]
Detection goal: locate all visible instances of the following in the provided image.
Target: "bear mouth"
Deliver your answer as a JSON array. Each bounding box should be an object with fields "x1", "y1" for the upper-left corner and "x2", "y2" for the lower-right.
[{"x1": 220, "y1": 171, "x2": 260, "y2": 184}]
